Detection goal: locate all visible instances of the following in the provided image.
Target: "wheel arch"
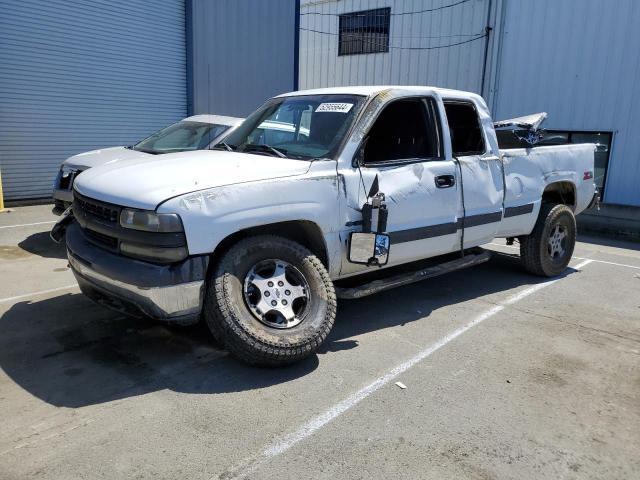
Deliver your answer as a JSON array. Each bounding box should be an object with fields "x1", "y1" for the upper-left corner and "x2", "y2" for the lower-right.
[
  {"x1": 542, "y1": 181, "x2": 577, "y2": 210},
  {"x1": 209, "y1": 220, "x2": 330, "y2": 274}
]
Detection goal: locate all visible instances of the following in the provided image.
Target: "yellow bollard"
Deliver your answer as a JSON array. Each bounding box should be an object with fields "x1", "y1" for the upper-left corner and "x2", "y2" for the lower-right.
[{"x1": 0, "y1": 167, "x2": 7, "y2": 213}]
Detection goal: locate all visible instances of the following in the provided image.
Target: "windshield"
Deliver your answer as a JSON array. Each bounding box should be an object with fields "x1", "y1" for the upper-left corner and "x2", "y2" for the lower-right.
[
  {"x1": 221, "y1": 94, "x2": 366, "y2": 160},
  {"x1": 133, "y1": 121, "x2": 232, "y2": 154}
]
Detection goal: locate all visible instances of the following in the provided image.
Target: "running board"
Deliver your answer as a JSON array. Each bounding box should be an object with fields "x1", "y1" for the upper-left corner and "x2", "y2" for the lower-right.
[{"x1": 335, "y1": 250, "x2": 491, "y2": 300}]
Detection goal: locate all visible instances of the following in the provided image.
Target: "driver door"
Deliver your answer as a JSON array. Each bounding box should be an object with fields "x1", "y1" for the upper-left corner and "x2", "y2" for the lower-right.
[{"x1": 340, "y1": 96, "x2": 460, "y2": 276}]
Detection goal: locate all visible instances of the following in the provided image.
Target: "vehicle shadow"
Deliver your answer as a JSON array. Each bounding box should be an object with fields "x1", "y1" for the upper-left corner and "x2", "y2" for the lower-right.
[
  {"x1": 18, "y1": 231, "x2": 67, "y2": 259},
  {"x1": 577, "y1": 233, "x2": 640, "y2": 251},
  {"x1": 0, "y1": 253, "x2": 581, "y2": 408}
]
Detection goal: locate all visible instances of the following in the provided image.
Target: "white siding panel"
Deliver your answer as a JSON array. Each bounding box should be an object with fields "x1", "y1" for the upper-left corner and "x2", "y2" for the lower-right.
[
  {"x1": 300, "y1": 0, "x2": 491, "y2": 92},
  {"x1": 0, "y1": 0, "x2": 187, "y2": 201},
  {"x1": 492, "y1": 0, "x2": 640, "y2": 206}
]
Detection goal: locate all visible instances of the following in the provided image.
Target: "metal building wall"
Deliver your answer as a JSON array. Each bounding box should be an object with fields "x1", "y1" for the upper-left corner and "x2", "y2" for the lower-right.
[
  {"x1": 189, "y1": 0, "x2": 299, "y2": 117},
  {"x1": 299, "y1": 0, "x2": 492, "y2": 93},
  {"x1": 489, "y1": 0, "x2": 640, "y2": 207},
  {"x1": 0, "y1": 0, "x2": 187, "y2": 201}
]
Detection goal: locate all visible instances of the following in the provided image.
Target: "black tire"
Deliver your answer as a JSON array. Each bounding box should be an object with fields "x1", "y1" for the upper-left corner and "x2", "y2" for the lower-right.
[
  {"x1": 204, "y1": 235, "x2": 336, "y2": 366},
  {"x1": 520, "y1": 203, "x2": 576, "y2": 277}
]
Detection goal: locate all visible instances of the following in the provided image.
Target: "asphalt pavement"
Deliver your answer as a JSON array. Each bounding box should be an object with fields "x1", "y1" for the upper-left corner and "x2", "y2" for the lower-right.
[{"x1": 1, "y1": 205, "x2": 638, "y2": 479}]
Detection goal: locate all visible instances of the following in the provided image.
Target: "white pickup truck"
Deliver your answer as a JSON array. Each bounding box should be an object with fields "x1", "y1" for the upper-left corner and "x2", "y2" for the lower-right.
[{"x1": 55, "y1": 86, "x2": 598, "y2": 366}]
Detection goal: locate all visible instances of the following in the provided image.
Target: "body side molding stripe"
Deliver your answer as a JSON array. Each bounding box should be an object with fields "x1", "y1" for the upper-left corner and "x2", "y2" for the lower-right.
[
  {"x1": 359, "y1": 203, "x2": 535, "y2": 245},
  {"x1": 457, "y1": 211, "x2": 503, "y2": 228},
  {"x1": 389, "y1": 211, "x2": 504, "y2": 244},
  {"x1": 389, "y1": 222, "x2": 458, "y2": 243},
  {"x1": 504, "y1": 203, "x2": 535, "y2": 218}
]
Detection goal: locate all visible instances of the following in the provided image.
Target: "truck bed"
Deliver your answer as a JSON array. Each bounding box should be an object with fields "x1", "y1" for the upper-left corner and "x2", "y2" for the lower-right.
[{"x1": 496, "y1": 143, "x2": 596, "y2": 238}]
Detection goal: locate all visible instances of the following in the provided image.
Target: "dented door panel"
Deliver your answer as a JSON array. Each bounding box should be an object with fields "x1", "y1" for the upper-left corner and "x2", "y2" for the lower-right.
[
  {"x1": 456, "y1": 155, "x2": 505, "y2": 247},
  {"x1": 339, "y1": 160, "x2": 460, "y2": 277},
  {"x1": 336, "y1": 88, "x2": 460, "y2": 277}
]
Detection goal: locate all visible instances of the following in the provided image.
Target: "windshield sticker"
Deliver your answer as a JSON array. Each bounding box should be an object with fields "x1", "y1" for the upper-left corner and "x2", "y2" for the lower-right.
[{"x1": 316, "y1": 103, "x2": 354, "y2": 113}]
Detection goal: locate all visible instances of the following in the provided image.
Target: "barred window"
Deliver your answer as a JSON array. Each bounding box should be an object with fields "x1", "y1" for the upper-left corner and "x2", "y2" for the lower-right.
[{"x1": 338, "y1": 7, "x2": 390, "y2": 56}]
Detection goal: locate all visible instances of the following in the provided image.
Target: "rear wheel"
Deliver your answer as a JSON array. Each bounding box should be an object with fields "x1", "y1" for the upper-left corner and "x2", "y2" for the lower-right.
[
  {"x1": 520, "y1": 203, "x2": 576, "y2": 277},
  {"x1": 204, "y1": 235, "x2": 336, "y2": 366}
]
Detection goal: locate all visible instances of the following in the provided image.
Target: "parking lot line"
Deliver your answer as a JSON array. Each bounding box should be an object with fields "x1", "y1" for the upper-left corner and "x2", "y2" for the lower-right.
[
  {"x1": 0, "y1": 220, "x2": 57, "y2": 229},
  {"x1": 575, "y1": 257, "x2": 640, "y2": 270},
  {"x1": 225, "y1": 258, "x2": 594, "y2": 479},
  {"x1": 489, "y1": 243, "x2": 640, "y2": 270},
  {"x1": 0, "y1": 284, "x2": 78, "y2": 305}
]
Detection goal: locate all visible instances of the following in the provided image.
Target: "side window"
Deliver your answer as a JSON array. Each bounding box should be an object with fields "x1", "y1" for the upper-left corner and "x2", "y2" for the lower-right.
[
  {"x1": 444, "y1": 101, "x2": 486, "y2": 156},
  {"x1": 363, "y1": 98, "x2": 441, "y2": 164}
]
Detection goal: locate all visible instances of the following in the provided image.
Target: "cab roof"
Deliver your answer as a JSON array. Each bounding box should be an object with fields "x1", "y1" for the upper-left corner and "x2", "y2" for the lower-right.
[{"x1": 276, "y1": 85, "x2": 483, "y2": 103}]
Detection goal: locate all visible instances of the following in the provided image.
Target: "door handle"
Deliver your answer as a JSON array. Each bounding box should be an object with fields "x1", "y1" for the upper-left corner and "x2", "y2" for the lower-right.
[{"x1": 435, "y1": 174, "x2": 455, "y2": 188}]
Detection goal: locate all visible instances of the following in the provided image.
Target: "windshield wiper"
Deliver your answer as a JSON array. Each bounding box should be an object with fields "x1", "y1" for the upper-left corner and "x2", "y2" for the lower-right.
[
  {"x1": 133, "y1": 147, "x2": 161, "y2": 155},
  {"x1": 212, "y1": 142, "x2": 235, "y2": 152},
  {"x1": 242, "y1": 144, "x2": 288, "y2": 158}
]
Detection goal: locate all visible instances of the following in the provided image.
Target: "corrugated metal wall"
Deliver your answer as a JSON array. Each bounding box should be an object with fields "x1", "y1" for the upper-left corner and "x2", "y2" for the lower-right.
[
  {"x1": 190, "y1": 0, "x2": 298, "y2": 117},
  {"x1": 0, "y1": 0, "x2": 187, "y2": 201},
  {"x1": 299, "y1": 0, "x2": 491, "y2": 92},
  {"x1": 300, "y1": 0, "x2": 640, "y2": 207},
  {"x1": 489, "y1": 0, "x2": 640, "y2": 206}
]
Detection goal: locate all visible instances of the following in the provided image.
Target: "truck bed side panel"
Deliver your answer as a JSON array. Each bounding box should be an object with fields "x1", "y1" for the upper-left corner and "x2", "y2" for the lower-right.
[{"x1": 496, "y1": 143, "x2": 596, "y2": 238}]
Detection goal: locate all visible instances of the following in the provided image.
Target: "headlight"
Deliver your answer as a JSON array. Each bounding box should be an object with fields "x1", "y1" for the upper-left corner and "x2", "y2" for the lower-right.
[{"x1": 120, "y1": 209, "x2": 183, "y2": 232}]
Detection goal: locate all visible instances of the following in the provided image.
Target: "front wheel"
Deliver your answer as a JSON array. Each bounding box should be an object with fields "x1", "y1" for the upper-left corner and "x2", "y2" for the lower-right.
[
  {"x1": 520, "y1": 203, "x2": 577, "y2": 277},
  {"x1": 204, "y1": 235, "x2": 336, "y2": 366}
]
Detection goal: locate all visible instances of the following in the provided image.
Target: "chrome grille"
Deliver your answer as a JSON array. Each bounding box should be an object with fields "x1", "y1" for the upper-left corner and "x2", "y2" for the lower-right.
[{"x1": 74, "y1": 193, "x2": 120, "y2": 223}]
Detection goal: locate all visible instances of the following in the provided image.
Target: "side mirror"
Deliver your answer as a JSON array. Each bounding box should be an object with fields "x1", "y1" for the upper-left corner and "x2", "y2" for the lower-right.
[{"x1": 348, "y1": 232, "x2": 390, "y2": 266}]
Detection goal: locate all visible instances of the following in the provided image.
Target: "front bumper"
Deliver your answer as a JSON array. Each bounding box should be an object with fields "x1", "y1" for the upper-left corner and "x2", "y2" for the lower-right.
[{"x1": 66, "y1": 222, "x2": 208, "y2": 324}]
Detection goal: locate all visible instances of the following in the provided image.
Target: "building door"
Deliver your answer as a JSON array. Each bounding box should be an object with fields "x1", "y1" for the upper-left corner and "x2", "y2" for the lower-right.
[{"x1": 0, "y1": 0, "x2": 187, "y2": 201}]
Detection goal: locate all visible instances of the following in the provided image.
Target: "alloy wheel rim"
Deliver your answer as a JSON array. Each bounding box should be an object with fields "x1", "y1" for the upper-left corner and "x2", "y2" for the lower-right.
[
  {"x1": 547, "y1": 223, "x2": 568, "y2": 260},
  {"x1": 243, "y1": 259, "x2": 310, "y2": 329}
]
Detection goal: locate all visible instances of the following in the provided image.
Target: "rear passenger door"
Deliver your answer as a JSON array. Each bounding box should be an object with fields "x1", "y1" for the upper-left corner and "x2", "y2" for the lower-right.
[
  {"x1": 340, "y1": 96, "x2": 461, "y2": 275},
  {"x1": 443, "y1": 100, "x2": 504, "y2": 246}
]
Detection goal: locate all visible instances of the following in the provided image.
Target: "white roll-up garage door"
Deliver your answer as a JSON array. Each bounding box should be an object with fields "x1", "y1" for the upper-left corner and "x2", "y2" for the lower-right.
[{"x1": 0, "y1": 0, "x2": 187, "y2": 201}]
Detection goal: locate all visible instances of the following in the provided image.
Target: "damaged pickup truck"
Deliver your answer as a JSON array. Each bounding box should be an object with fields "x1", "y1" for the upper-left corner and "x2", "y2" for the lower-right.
[{"x1": 54, "y1": 86, "x2": 598, "y2": 366}]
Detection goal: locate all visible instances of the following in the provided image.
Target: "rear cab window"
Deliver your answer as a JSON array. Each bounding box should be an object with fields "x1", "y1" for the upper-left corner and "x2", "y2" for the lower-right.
[{"x1": 443, "y1": 101, "x2": 486, "y2": 157}]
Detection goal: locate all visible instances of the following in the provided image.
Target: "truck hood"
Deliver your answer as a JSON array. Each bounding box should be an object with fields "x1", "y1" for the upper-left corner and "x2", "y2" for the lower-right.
[
  {"x1": 64, "y1": 146, "x2": 150, "y2": 169},
  {"x1": 73, "y1": 150, "x2": 312, "y2": 209}
]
